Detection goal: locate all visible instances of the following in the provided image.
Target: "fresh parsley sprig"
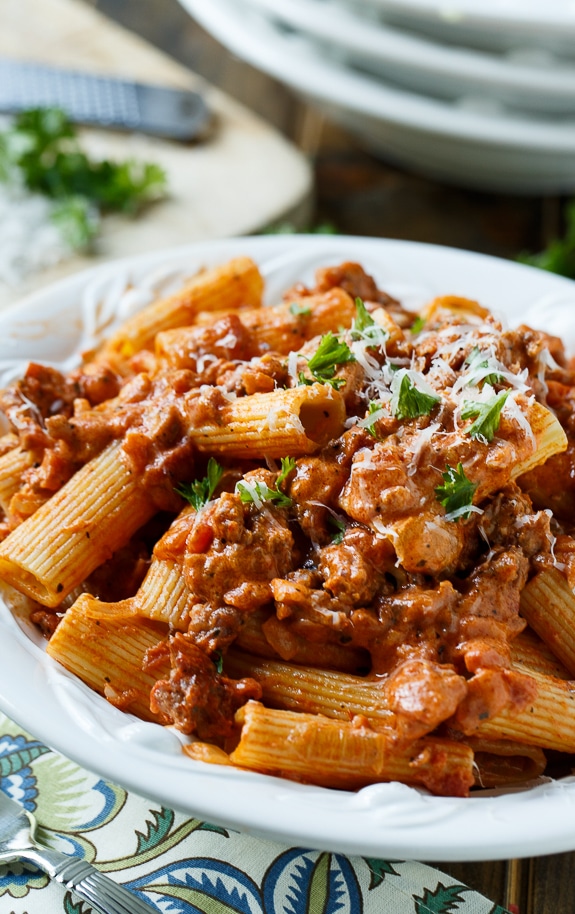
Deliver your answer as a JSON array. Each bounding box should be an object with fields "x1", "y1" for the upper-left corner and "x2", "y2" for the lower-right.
[
  {"x1": 175, "y1": 458, "x2": 224, "y2": 511},
  {"x1": 0, "y1": 107, "x2": 167, "y2": 248},
  {"x1": 464, "y1": 347, "x2": 502, "y2": 388},
  {"x1": 328, "y1": 514, "x2": 346, "y2": 545},
  {"x1": 435, "y1": 462, "x2": 478, "y2": 521},
  {"x1": 518, "y1": 200, "x2": 575, "y2": 279},
  {"x1": 289, "y1": 301, "x2": 311, "y2": 317},
  {"x1": 392, "y1": 373, "x2": 440, "y2": 421},
  {"x1": 363, "y1": 400, "x2": 385, "y2": 438},
  {"x1": 350, "y1": 297, "x2": 388, "y2": 348},
  {"x1": 298, "y1": 332, "x2": 355, "y2": 390},
  {"x1": 276, "y1": 456, "x2": 296, "y2": 490},
  {"x1": 410, "y1": 316, "x2": 426, "y2": 334},
  {"x1": 351, "y1": 297, "x2": 374, "y2": 334},
  {"x1": 236, "y1": 457, "x2": 295, "y2": 509},
  {"x1": 461, "y1": 391, "x2": 509, "y2": 443}
]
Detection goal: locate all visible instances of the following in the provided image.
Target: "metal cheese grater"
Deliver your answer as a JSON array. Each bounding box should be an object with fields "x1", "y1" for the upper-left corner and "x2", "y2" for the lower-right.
[{"x1": 0, "y1": 58, "x2": 212, "y2": 140}]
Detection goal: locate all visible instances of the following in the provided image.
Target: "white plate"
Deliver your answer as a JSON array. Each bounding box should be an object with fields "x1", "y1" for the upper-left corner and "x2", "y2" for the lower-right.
[
  {"x1": 178, "y1": 0, "x2": 575, "y2": 194},
  {"x1": 242, "y1": 0, "x2": 575, "y2": 114},
  {"x1": 2, "y1": 234, "x2": 575, "y2": 862},
  {"x1": 343, "y1": 0, "x2": 575, "y2": 55}
]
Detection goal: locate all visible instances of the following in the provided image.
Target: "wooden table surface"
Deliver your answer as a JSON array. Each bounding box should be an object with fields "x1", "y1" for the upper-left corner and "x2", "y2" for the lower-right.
[
  {"x1": 28, "y1": 2, "x2": 575, "y2": 910},
  {"x1": 0, "y1": 0, "x2": 313, "y2": 309}
]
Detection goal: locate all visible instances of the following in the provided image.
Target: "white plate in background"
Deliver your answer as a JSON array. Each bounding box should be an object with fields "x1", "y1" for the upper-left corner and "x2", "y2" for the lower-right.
[
  {"x1": 341, "y1": 0, "x2": 575, "y2": 56},
  {"x1": 242, "y1": 0, "x2": 575, "y2": 114},
  {"x1": 179, "y1": 0, "x2": 575, "y2": 193},
  {"x1": 2, "y1": 234, "x2": 575, "y2": 861}
]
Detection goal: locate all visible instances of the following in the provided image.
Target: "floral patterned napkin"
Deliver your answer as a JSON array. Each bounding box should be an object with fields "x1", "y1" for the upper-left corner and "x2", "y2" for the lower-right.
[{"x1": 0, "y1": 711, "x2": 510, "y2": 914}]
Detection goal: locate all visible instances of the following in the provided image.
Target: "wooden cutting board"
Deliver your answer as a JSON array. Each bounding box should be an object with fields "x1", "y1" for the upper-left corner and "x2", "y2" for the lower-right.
[{"x1": 0, "y1": 0, "x2": 313, "y2": 308}]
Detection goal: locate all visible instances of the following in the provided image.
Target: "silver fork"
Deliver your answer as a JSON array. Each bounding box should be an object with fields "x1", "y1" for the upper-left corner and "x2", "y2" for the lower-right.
[{"x1": 0, "y1": 789, "x2": 158, "y2": 914}]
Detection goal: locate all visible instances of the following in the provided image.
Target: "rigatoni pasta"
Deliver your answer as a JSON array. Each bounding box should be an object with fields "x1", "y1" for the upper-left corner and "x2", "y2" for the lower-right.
[
  {"x1": 2, "y1": 253, "x2": 575, "y2": 799},
  {"x1": 99, "y1": 255, "x2": 264, "y2": 366}
]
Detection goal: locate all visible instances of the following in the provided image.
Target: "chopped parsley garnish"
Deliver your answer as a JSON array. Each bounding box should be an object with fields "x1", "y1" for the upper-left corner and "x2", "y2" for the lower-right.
[
  {"x1": 328, "y1": 514, "x2": 346, "y2": 545},
  {"x1": 350, "y1": 297, "x2": 388, "y2": 348},
  {"x1": 410, "y1": 316, "x2": 426, "y2": 334},
  {"x1": 517, "y1": 200, "x2": 575, "y2": 279},
  {"x1": 236, "y1": 457, "x2": 295, "y2": 509},
  {"x1": 298, "y1": 332, "x2": 355, "y2": 390},
  {"x1": 435, "y1": 462, "x2": 478, "y2": 520},
  {"x1": 352, "y1": 297, "x2": 374, "y2": 333},
  {"x1": 276, "y1": 456, "x2": 296, "y2": 490},
  {"x1": 464, "y1": 347, "x2": 502, "y2": 387},
  {"x1": 175, "y1": 458, "x2": 224, "y2": 511},
  {"x1": 461, "y1": 391, "x2": 509, "y2": 442},
  {"x1": 289, "y1": 301, "x2": 311, "y2": 317},
  {"x1": 392, "y1": 374, "x2": 441, "y2": 421},
  {"x1": 212, "y1": 651, "x2": 224, "y2": 674},
  {"x1": 0, "y1": 107, "x2": 167, "y2": 248},
  {"x1": 364, "y1": 400, "x2": 385, "y2": 438}
]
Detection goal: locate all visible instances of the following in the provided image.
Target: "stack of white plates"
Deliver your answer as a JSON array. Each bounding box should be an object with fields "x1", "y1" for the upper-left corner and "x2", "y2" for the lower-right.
[{"x1": 178, "y1": 0, "x2": 575, "y2": 194}]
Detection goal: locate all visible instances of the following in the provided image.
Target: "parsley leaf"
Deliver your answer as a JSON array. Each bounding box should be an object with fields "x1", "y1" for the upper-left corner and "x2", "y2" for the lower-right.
[
  {"x1": 410, "y1": 316, "x2": 426, "y2": 334},
  {"x1": 276, "y1": 456, "x2": 296, "y2": 489},
  {"x1": 51, "y1": 195, "x2": 98, "y2": 248},
  {"x1": 350, "y1": 297, "x2": 388, "y2": 348},
  {"x1": 392, "y1": 374, "x2": 440, "y2": 421},
  {"x1": 299, "y1": 332, "x2": 355, "y2": 389},
  {"x1": 352, "y1": 297, "x2": 374, "y2": 333},
  {"x1": 289, "y1": 301, "x2": 311, "y2": 317},
  {"x1": 363, "y1": 400, "x2": 385, "y2": 438},
  {"x1": 435, "y1": 463, "x2": 478, "y2": 520},
  {"x1": 175, "y1": 458, "x2": 224, "y2": 511},
  {"x1": 464, "y1": 347, "x2": 502, "y2": 387},
  {"x1": 518, "y1": 200, "x2": 575, "y2": 279},
  {"x1": 236, "y1": 457, "x2": 295, "y2": 509},
  {"x1": 0, "y1": 107, "x2": 167, "y2": 249},
  {"x1": 328, "y1": 514, "x2": 346, "y2": 544},
  {"x1": 461, "y1": 390, "x2": 509, "y2": 442}
]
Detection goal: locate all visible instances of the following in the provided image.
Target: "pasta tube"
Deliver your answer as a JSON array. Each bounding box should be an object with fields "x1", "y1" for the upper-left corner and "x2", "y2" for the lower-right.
[
  {"x1": 99, "y1": 256, "x2": 264, "y2": 364},
  {"x1": 165, "y1": 288, "x2": 358, "y2": 357},
  {"x1": 190, "y1": 383, "x2": 346, "y2": 458},
  {"x1": 519, "y1": 567, "x2": 575, "y2": 676},
  {"x1": 477, "y1": 667, "x2": 575, "y2": 753},
  {"x1": 464, "y1": 737, "x2": 547, "y2": 789},
  {"x1": 510, "y1": 627, "x2": 571, "y2": 680},
  {"x1": 0, "y1": 440, "x2": 156, "y2": 606},
  {"x1": 0, "y1": 446, "x2": 33, "y2": 514},
  {"x1": 133, "y1": 555, "x2": 193, "y2": 630},
  {"x1": 225, "y1": 651, "x2": 394, "y2": 731},
  {"x1": 46, "y1": 594, "x2": 169, "y2": 721},
  {"x1": 230, "y1": 701, "x2": 475, "y2": 796}
]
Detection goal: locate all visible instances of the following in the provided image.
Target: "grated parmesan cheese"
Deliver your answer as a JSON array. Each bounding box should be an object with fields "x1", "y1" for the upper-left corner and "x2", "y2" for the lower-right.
[
  {"x1": 350, "y1": 338, "x2": 381, "y2": 378},
  {"x1": 536, "y1": 346, "x2": 562, "y2": 398},
  {"x1": 406, "y1": 422, "x2": 441, "y2": 476},
  {"x1": 502, "y1": 393, "x2": 536, "y2": 448},
  {"x1": 0, "y1": 183, "x2": 79, "y2": 287},
  {"x1": 287, "y1": 350, "x2": 299, "y2": 386},
  {"x1": 259, "y1": 404, "x2": 284, "y2": 432},
  {"x1": 235, "y1": 478, "x2": 264, "y2": 509},
  {"x1": 218, "y1": 331, "x2": 238, "y2": 350},
  {"x1": 195, "y1": 352, "x2": 219, "y2": 374},
  {"x1": 357, "y1": 406, "x2": 387, "y2": 430},
  {"x1": 443, "y1": 504, "x2": 484, "y2": 523}
]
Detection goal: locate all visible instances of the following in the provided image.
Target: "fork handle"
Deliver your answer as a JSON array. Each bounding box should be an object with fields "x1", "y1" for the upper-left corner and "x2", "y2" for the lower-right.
[{"x1": 21, "y1": 846, "x2": 157, "y2": 914}]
